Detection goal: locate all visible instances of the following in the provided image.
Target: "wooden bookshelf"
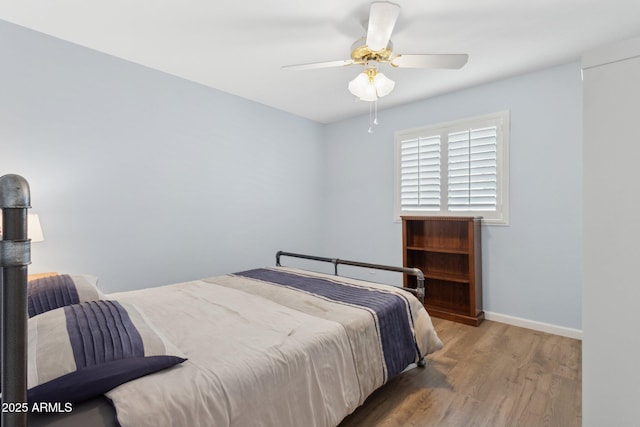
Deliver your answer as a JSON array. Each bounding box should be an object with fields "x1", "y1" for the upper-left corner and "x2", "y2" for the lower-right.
[{"x1": 402, "y1": 216, "x2": 484, "y2": 326}]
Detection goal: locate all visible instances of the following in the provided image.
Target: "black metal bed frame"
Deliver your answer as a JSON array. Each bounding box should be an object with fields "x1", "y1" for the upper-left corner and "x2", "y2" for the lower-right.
[
  {"x1": 0, "y1": 174, "x2": 31, "y2": 427},
  {"x1": 276, "y1": 250, "x2": 426, "y2": 303}
]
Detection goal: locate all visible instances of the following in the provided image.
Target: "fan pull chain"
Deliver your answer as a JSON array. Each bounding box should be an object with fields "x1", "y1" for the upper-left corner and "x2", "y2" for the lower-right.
[
  {"x1": 374, "y1": 100, "x2": 379, "y2": 125},
  {"x1": 368, "y1": 100, "x2": 379, "y2": 134}
]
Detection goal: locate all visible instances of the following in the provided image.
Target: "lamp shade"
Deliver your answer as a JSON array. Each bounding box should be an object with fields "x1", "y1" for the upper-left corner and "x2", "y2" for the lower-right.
[{"x1": 28, "y1": 214, "x2": 45, "y2": 242}]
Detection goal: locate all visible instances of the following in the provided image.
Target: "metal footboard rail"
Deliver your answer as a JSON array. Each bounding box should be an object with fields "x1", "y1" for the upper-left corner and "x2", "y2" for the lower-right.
[
  {"x1": 0, "y1": 174, "x2": 32, "y2": 427},
  {"x1": 275, "y1": 250, "x2": 425, "y2": 303}
]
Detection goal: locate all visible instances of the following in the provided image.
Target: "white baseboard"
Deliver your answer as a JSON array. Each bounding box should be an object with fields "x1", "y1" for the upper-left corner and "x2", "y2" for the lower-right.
[{"x1": 484, "y1": 311, "x2": 583, "y2": 340}]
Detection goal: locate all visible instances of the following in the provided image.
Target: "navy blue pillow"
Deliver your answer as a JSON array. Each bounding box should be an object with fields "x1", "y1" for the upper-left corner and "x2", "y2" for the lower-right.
[
  {"x1": 28, "y1": 355, "x2": 185, "y2": 403},
  {"x1": 28, "y1": 274, "x2": 102, "y2": 317},
  {"x1": 27, "y1": 300, "x2": 186, "y2": 403}
]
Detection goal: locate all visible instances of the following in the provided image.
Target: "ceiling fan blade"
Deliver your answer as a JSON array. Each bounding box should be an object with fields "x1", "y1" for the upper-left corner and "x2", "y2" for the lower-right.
[
  {"x1": 281, "y1": 59, "x2": 354, "y2": 71},
  {"x1": 366, "y1": 2, "x2": 400, "y2": 52},
  {"x1": 391, "y1": 54, "x2": 469, "y2": 69}
]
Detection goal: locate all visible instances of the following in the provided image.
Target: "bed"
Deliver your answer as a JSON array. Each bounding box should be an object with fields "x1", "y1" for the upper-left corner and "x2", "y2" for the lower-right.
[{"x1": 1, "y1": 175, "x2": 442, "y2": 427}]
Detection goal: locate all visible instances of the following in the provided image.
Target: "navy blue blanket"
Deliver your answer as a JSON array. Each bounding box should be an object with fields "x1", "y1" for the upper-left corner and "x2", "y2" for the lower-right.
[{"x1": 235, "y1": 268, "x2": 419, "y2": 380}]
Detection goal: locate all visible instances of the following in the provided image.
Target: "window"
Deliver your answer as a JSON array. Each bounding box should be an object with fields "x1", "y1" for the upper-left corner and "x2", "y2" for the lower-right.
[{"x1": 394, "y1": 111, "x2": 509, "y2": 224}]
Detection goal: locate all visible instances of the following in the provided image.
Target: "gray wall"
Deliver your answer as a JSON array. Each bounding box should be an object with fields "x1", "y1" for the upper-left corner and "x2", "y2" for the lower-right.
[
  {"x1": 1, "y1": 20, "x2": 324, "y2": 292},
  {"x1": 320, "y1": 62, "x2": 583, "y2": 330},
  {"x1": 1, "y1": 20, "x2": 583, "y2": 331}
]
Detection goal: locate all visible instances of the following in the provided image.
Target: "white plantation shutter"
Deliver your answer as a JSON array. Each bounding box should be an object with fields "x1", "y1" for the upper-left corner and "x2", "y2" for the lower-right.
[
  {"x1": 447, "y1": 126, "x2": 498, "y2": 211},
  {"x1": 394, "y1": 112, "x2": 509, "y2": 224},
  {"x1": 400, "y1": 135, "x2": 441, "y2": 211}
]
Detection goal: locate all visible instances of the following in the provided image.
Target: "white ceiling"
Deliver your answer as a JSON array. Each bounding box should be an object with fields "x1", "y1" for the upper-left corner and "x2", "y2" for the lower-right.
[{"x1": 1, "y1": 0, "x2": 639, "y2": 123}]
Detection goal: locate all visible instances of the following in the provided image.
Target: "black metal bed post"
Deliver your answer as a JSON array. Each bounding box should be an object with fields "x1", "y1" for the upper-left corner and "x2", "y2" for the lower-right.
[{"x1": 0, "y1": 174, "x2": 31, "y2": 427}]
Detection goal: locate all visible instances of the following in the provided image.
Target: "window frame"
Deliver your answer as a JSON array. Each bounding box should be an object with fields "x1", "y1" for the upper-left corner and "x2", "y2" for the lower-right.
[{"x1": 394, "y1": 111, "x2": 510, "y2": 225}]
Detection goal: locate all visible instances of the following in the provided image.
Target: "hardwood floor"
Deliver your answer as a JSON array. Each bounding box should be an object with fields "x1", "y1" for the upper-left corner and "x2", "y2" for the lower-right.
[{"x1": 339, "y1": 318, "x2": 582, "y2": 427}]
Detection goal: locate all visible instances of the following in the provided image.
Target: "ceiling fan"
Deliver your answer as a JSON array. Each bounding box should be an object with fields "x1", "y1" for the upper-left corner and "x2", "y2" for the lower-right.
[{"x1": 282, "y1": 1, "x2": 469, "y2": 103}]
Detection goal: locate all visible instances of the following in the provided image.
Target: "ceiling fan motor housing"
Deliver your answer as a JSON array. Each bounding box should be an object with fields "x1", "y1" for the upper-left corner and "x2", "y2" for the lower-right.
[{"x1": 351, "y1": 37, "x2": 394, "y2": 64}]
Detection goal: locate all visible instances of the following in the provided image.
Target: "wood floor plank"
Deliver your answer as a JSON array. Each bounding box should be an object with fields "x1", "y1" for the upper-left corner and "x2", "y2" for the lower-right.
[{"x1": 339, "y1": 318, "x2": 582, "y2": 427}]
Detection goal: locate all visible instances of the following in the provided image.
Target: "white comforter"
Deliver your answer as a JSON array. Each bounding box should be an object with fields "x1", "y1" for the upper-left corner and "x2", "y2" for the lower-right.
[{"x1": 105, "y1": 267, "x2": 442, "y2": 427}]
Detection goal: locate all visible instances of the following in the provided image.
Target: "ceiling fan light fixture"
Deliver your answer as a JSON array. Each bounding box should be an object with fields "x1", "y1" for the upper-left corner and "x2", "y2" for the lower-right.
[
  {"x1": 348, "y1": 68, "x2": 395, "y2": 102},
  {"x1": 373, "y1": 72, "x2": 395, "y2": 97},
  {"x1": 348, "y1": 72, "x2": 376, "y2": 101}
]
